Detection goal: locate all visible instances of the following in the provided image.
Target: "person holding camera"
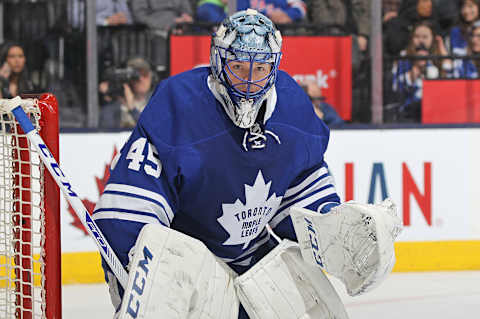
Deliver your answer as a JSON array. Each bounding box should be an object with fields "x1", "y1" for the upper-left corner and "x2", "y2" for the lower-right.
[{"x1": 99, "y1": 57, "x2": 155, "y2": 129}]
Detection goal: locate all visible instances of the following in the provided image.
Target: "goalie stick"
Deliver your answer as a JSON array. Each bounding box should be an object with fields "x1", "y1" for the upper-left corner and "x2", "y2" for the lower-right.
[{"x1": 0, "y1": 96, "x2": 129, "y2": 288}]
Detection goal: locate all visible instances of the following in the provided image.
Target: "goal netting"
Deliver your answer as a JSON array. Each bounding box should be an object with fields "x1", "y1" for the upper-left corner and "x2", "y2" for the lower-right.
[{"x1": 0, "y1": 94, "x2": 61, "y2": 319}]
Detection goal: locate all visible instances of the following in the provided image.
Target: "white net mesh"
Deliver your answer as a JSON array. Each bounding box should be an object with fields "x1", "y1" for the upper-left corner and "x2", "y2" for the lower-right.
[{"x1": 0, "y1": 106, "x2": 46, "y2": 319}]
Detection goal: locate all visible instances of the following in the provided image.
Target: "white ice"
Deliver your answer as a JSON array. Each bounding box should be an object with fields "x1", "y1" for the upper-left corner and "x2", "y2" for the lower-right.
[{"x1": 62, "y1": 271, "x2": 480, "y2": 318}]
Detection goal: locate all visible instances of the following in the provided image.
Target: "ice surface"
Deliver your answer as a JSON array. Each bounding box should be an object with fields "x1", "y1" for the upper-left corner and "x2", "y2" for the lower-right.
[{"x1": 62, "y1": 271, "x2": 480, "y2": 318}]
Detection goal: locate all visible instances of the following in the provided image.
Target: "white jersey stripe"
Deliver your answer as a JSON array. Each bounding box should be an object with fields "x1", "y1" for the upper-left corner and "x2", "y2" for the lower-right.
[
  {"x1": 219, "y1": 229, "x2": 270, "y2": 263},
  {"x1": 95, "y1": 193, "x2": 171, "y2": 226},
  {"x1": 281, "y1": 175, "x2": 334, "y2": 209},
  {"x1": 232, "y1": 229, "x2": 270, "y2": 261},
  {"x1": 284, "y1": 166, "x2": 328, "y2": 198},
  {"x1": 105, "y1": 183, "x2": 174, "y2": 222},
  {"x1": 269, "y1": 186, "x2": 336, "y2": 229},
  {"x1": 93, "y1": 211, "x2": 162, "y2": 225},
  {"x1": 231, "y1": 257, "x2": 253, "y2": 267}
]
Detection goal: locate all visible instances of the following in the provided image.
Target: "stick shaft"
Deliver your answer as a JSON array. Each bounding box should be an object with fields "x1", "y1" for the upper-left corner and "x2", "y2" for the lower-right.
[{"x1": 11, "y1": 104, "x2": 129, "y2": 288}]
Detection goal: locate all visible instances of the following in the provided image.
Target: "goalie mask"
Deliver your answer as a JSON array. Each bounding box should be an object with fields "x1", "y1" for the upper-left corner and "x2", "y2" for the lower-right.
[{"x1": 210, "y1": 9, "x2": 283, "y2": 128}]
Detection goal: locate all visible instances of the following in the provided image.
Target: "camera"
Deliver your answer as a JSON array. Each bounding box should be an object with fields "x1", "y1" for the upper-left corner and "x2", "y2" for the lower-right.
[{"x1": 104, "y1": 67, "x2": 141, "y2": 98}]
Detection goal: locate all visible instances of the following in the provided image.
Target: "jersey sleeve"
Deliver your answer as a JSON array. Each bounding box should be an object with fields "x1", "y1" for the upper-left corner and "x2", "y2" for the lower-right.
[
  {"x1": 270, "y1": 162, "x2": 340, "y2": 241},
  {"x1": 269, "y1": 119, "x2": 341, "y2": 241},
  {"x1": 92, "y1": 118, "x2": 178, "y2": 310}
]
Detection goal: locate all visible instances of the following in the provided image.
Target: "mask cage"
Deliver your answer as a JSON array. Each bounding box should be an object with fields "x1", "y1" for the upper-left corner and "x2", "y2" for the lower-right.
[{"x1": 213, "y1": 46, "x2": 282, "y2": 102}]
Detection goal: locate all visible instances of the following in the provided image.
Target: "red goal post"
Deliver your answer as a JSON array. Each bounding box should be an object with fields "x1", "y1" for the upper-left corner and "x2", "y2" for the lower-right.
[{"x1": 0, "y1": 93, "x2": 61, "y2": 318}]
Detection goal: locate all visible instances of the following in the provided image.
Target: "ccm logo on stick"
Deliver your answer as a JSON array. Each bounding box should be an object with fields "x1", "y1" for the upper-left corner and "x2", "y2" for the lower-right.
[
  {"x1": 38, "y1": 143, "x2": 77, "y2": 197},
  {"x1": 126, "y1": 246, "x2": 154, "y2": 318}
]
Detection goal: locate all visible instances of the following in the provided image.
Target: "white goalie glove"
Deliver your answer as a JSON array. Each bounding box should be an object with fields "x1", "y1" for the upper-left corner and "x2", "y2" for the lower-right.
[{"x1": 291, "y1": 198, "x2": 403, "y2": 296}]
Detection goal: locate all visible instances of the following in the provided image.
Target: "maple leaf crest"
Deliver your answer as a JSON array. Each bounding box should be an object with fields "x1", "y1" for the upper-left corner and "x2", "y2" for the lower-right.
[
  {"x1": 218, "y1": 170, "x2": 282, "y2": 249},
  {"x1": 67, "y1": 147, "x2": 118, "y2": 235}
]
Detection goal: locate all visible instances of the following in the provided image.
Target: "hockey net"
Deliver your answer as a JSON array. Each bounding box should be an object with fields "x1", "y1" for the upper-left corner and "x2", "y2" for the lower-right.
[{"x1": 0, "y1": 94, "x2": 61, "y2": 318}]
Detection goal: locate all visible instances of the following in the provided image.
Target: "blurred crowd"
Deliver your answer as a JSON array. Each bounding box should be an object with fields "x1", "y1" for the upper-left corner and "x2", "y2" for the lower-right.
[
  {"x1": 384, "y1": 0, "x2": 480, "y2": 122},
  {"x1": 1, "y1": 0, "x2": 479, "y2": 128}
]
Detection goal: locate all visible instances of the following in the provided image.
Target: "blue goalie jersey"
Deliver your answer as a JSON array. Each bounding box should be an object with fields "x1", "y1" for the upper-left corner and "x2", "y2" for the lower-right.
[{"x1": 93, "y1": 67, "x2": 340, "y2": 312}]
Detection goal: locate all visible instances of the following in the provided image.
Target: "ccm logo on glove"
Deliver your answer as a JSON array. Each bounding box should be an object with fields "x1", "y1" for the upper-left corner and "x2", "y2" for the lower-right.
[{"x1": 305, "y1": 217, "x2": 324, "y2": 267}]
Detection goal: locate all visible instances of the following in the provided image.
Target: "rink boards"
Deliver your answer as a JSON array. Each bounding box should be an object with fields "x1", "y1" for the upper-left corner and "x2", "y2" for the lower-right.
[{"x1": 58, "y1": 128, "x2": 480, "y2": 284}]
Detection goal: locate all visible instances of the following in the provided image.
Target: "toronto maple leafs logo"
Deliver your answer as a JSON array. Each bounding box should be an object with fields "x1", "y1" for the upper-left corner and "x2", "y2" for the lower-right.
[{"x1": 218, "y1": 170, "x2": 282, "y2": 249}]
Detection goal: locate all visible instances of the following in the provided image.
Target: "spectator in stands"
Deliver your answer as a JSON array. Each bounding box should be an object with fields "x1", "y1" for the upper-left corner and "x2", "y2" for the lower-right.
[
  {"x1": 435, "y1": 0, "x2": 460, "y2": 34},
  {"x1": 449, "y1": 20, "x2": 480, "y2": 78},
  {"x1": 390, "y1": 21, "x2": 441, "y2": 122},
  {"x1": 384, "y1": 0, "x2": 440, "y2": 56},
  {"x1": 99, "y1": 57, "x2": 155, "y2": 129},
  {"x1": 300, "y1": 81, "x2": 344, "y2": 127},
  {"x1": 68, "y1": 0, "x2": 133, "y2": 30},
  {"x1": 130, "y1": 0, "x2": 193, "y2": 72},
  {"x1": 237, "y1": 0, "x2": 306, "y2": 24},
  {"x1": 310, "y1": 0, "x2": 370, "y2": 55},
  {"x1": 383, "y1": 0, "x2": 402, "y2": 22},
  {"x1": 0, "y1": 42, "x2": 35, "y2": 99},
  {"x1": 196, "y1": 0, "x2": 228, "y2": 24},
  {"x1": 310, "y1": 0, "x2": 370, "y2": 123},
  {"x1": 67, "y1": 0, "x2": 135, "y2": 94},
  {"x1": 96, "y1": 0, "x2": 135, "y2": 76},
  {"x1": 467, "y1": 20, "x2": 480, "y2": 74},
  {"x1": 445, "y1": 0, "x2": 480, "y2": 56},
  {"x1": 97, "y1": 0, "x2": 133, "y2": 26}
]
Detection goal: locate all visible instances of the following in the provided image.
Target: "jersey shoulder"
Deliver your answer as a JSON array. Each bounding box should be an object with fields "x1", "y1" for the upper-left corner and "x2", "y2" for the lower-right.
[{"x1": 138, "y1": 67, "x2": 230, "y2": 147}]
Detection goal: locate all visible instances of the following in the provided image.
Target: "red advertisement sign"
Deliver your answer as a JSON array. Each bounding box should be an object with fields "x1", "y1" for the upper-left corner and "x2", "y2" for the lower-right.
[
  {"x1": 422, "y1": 80, "x2": 480, "y2": 123},
  {"x1": 170, "y1": 35, "x2": 352, "y2": 120}
]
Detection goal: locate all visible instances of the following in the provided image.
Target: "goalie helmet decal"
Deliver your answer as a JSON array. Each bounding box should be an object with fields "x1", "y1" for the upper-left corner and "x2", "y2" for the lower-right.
[{"x1": 210, "y1": 9, "x2": 283, "y2": 128}]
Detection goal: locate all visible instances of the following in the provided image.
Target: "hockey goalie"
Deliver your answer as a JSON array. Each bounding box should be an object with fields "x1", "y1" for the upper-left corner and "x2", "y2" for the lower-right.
[{"x1": 92, "y1": 9, "x2": 403, "y2": 319}]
